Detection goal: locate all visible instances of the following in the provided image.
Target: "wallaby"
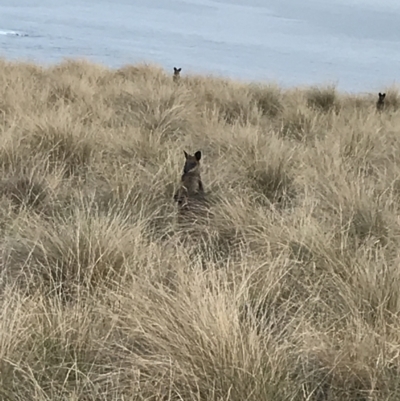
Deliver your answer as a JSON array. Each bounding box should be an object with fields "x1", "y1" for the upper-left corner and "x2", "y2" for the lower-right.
[
  {"x1": 376, "y1": 92, "x2": 386, "y2": 112},
  {"x1": 173, "y1": 67, "x2": 182, "y2": 83},
  {"x1": 173, "y1": 150, "x2": 212, "y2": 228},
  {"x1": 174, "y1": 150, "x2": 204, "y2": 208}
]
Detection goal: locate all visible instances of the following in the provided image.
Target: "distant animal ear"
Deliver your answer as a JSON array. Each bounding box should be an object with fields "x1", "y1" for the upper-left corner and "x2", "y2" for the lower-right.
[
  {"x1": 178, "y1": 68, "x2": 182, "y2": 72},
  {"x1": 382, "y1": 93, "x2": 386, "y2": 97},
  {"x1": 379, "y1": 92, "x2": 382, "y2": 96},
  {"x1": 184, "y1": 150, "x2": 189, "y2": 159},
  {"x1": 174, "y1": 67, "x2": 178, "y2": 72},
  {"x1": 194, "y1": 151, "x2": 201, "y2": 161}
]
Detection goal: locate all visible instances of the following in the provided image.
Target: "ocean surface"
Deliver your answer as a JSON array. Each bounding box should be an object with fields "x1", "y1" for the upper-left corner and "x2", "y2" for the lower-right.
[{"x1": 0, "y1": 0, "x2": 399, "y2": 93}]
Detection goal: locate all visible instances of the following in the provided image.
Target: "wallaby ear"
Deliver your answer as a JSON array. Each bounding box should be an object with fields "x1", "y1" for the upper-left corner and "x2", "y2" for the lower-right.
[
  {"x1": 184, "y1": 150, "x2": 189, "y2": 159},
  {"x1": 379, "y1": 92, "x2": 382, "y2": 96},
  {"x1": 382, "y1": 93, "x2": 386, "y2": 97},
  {"x1": 178, "y1": 68, "x2": 182, "y2": 72},
  {"x1": 174, "y1": 67, "x2": 178, "y2": 72},
  {"x1": 194, "y1": 150, "x2": 201, "y2": 161}
]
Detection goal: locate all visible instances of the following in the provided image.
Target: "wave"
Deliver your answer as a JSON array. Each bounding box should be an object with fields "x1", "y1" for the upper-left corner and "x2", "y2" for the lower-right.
[{"x1": 0, "y1": 30, "x2": 28, "y2": 37}]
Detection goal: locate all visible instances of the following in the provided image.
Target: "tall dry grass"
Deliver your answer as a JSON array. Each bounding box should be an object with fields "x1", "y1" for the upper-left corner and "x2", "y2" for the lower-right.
[{"x1": 0, "y1": 57, "x2": 399, "y2": 400}]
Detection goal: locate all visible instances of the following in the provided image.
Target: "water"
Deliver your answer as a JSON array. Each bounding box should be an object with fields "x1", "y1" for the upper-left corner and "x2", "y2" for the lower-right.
[{"x1": 0, "y1": 0, "x2": 399, "y2": 93}]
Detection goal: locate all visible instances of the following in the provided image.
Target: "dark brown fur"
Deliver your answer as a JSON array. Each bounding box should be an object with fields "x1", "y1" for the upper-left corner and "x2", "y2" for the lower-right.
[
  {"x1": 173, "y1": 67, "x2": 181, "y2": 83},
  {"x1": 376, "y1": 92, "x2": 386, "y2": 112}
]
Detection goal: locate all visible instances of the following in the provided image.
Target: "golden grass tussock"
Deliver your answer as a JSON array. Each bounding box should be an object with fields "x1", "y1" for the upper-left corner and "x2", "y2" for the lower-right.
[{"x1": 0, "y1": 56, "x2": 399, "y2": 400}]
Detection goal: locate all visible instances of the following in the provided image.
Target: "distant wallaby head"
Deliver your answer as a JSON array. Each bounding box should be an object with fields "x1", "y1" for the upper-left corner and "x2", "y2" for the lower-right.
[
  {"x1": 173, "y1": 67, "x2": 182, "y2": 82},
  {"x1": 174, "y1": 150, "x2": 204, "y2": 208},
  {"x1": 377, "y1": 92, "x2": 386, "y2": 111}
]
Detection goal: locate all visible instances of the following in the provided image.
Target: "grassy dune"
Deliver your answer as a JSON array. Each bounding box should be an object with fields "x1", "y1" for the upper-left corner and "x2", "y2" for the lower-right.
[{"x1": 0, "y1": 58, "x2": 399, "y2": 400}]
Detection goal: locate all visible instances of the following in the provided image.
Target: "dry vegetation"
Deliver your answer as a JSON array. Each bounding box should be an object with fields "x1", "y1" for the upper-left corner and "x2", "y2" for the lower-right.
[{"x1": 0, "y1": 57, "x2": 399, "y2": 400}]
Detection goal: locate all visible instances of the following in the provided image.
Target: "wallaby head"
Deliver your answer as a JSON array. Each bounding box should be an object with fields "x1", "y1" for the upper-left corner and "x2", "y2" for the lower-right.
[
  {"x1": 377, "y1": 92, "x2": 386, "y2": 111},
  {"x1": 183, "y1": 150, "x2": 201, "y2": 174},
  {"x1": 173, "y1": 67, "x2": 182, "y2": 82}
]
